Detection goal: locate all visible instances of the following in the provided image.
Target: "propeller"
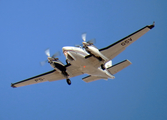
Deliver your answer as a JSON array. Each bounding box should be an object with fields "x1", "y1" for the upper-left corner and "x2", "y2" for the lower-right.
[
  {"x1": 52, "y1": 51, "x2": 60, "y2": 58},
  {"x1": 87, "y1": 38, "x2": 96, "y2": 45},
  {"x1": 40, "y1": 49, "x2": 60, "y2": 66},
  {"x1": 40, "y1": 60, "x2": 48, "y2": 66},
  {"x1": 82, "y1": 33, "x2": 86, "y2": 42},
  {"x1": 81, "y1": 33, "x2": 96, "y2": 47},
  {"x1": 45, "y1": 48, "x2": 50, "y2": 57}
]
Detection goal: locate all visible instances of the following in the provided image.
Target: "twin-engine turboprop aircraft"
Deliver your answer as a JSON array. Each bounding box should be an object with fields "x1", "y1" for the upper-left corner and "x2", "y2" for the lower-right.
[{"x1": 11, "y1": 23, "x2": 155, "y2": 88}]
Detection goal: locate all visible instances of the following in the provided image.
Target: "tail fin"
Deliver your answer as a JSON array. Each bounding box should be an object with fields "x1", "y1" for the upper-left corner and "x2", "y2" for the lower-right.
[{"x1": 107, "y1": 60, "x2": 131, "y2": 75}]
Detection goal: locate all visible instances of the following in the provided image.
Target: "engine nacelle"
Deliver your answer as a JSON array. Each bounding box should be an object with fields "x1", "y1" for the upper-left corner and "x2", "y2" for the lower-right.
[
  {"x1": 85, "y1": 46, "x2": 108, "y2": 61},
  {"x1": 50, "y1": 60, "x2": 68, "y2": 76},
  {"x1": 85, "y1": 46, "x2": 101, "y2": 57}
]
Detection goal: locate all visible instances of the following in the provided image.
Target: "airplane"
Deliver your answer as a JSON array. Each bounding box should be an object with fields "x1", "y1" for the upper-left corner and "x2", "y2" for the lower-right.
[{"x1": 11, "y1": 23, "x2": 155, "y2": 88}]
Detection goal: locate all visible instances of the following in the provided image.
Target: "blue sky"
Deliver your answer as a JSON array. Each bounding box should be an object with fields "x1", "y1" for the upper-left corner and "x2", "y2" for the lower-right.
[{"x1": 0, "y1": 0, "x2": 167, "y2": 120}]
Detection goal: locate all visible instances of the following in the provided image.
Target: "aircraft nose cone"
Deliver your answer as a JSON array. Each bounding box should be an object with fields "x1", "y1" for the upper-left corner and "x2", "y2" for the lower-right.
[
  {"x1": 62, "y1": 47, "x2": 68, "y2": 51},
  {"x1": 62, "y1": 46, "x2": 73, "y2": 51},
  {"x1": 62, "y1": 47, "x2": 66, "y2": 51},
  {"x1": 62, "y1": 46, "x2": 74, "y2": 56}
]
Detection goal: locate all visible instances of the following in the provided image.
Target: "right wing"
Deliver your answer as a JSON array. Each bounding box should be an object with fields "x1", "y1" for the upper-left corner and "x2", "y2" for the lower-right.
[
  {"x1": 99, "y1": 23, "x2": 155, "y2": 61},
  {"x1": 11, "y1": 70, "x2": 65, "y2": 88}
]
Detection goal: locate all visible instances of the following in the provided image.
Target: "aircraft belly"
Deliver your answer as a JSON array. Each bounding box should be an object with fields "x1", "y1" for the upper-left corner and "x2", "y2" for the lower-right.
[
  {"x1": 68, "y1": 51, "x2": 114, "y2": 79},
  {"x1": 69, "y1": 52, "x2": 92, "y2": 67}
]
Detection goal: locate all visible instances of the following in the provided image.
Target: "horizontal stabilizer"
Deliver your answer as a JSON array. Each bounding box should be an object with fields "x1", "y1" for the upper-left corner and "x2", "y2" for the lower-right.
[
  {"x1": 82, "y1": 75, "x2": 107, "y2": 83},
  {"x1": 107, "y1": 60, "x2": 132, "y2": 75}
]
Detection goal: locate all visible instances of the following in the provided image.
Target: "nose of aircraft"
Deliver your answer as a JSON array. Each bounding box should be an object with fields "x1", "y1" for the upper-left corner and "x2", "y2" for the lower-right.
[
  {"x1": 62, "y1": 46, "x2": 74, "y2": 57},
  {"x1": 62, "y1": 46, "x2": 73, "y2": 52},
  {"x1": 62, "y1": 47, "x2": 66, "y2": 51}
]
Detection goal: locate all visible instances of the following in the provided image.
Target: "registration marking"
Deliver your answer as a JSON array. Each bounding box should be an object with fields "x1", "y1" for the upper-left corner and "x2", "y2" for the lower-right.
[
  {"x1": 121, "y1": 38, "x2": 132, "y2": 46},
  {"x1": 35, "y1": 78, "x2": 44, "y2": 82}
]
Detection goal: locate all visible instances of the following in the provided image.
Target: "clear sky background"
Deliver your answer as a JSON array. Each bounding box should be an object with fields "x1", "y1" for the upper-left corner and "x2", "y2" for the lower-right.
[{"x1": 0, "y1": 0, "x2": 167, "y2": 120}]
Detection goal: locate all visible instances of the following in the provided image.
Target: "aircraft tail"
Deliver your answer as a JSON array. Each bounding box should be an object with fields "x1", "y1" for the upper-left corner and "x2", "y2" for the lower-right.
[{"x1": 82, "y1": 60, "x2": 131, "y2": 83}]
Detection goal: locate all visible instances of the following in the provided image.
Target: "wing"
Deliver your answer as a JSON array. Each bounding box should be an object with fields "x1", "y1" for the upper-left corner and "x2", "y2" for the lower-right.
[
  {"x1": 11, "y1": 70, "x2": 65, "y2": 88},
  {"x1": 99, "y1": 23, "x2": 155, "y2": 61}
]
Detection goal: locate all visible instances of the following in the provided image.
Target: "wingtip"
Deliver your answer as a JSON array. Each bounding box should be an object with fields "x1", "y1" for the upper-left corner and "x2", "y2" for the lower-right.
[
  {"x1": 11, "y1": 83, "x2": 16, "y2": 88},
  {"x1": 148, "y1": 21, "x2": 155, "y2": 29}
]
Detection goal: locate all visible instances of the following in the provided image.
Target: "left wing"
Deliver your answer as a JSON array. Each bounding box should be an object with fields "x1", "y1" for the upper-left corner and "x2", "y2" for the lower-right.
[
  {"x1": 11, "y1": 70, "x2": 65, "y2": 88},
  {"x1": 99, "y1": 23, "x2": 155, "y2": 61}
]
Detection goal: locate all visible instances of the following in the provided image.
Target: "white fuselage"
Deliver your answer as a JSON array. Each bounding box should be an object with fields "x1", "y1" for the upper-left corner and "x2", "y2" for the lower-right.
[{"x1": 62, "y1": 46, "x2": 115, "y2": 79}]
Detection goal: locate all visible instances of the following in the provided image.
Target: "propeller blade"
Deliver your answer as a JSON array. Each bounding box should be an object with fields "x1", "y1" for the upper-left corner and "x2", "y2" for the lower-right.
[
  {"x1": 82, "y1": 33, "x2": 86, "y2": 42},
  {"x1": 52, "y1": 51, "x2": 60, "y2": 58},
  {"x1": 40, "y1": 60, "x2": 48, "y2": 66},
  {"x1": 87, "y1": 39, "x2": 96, "y2": 45},
  {"x1": 45, "y1": 48, "x2": 50, "y2": 57}
]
